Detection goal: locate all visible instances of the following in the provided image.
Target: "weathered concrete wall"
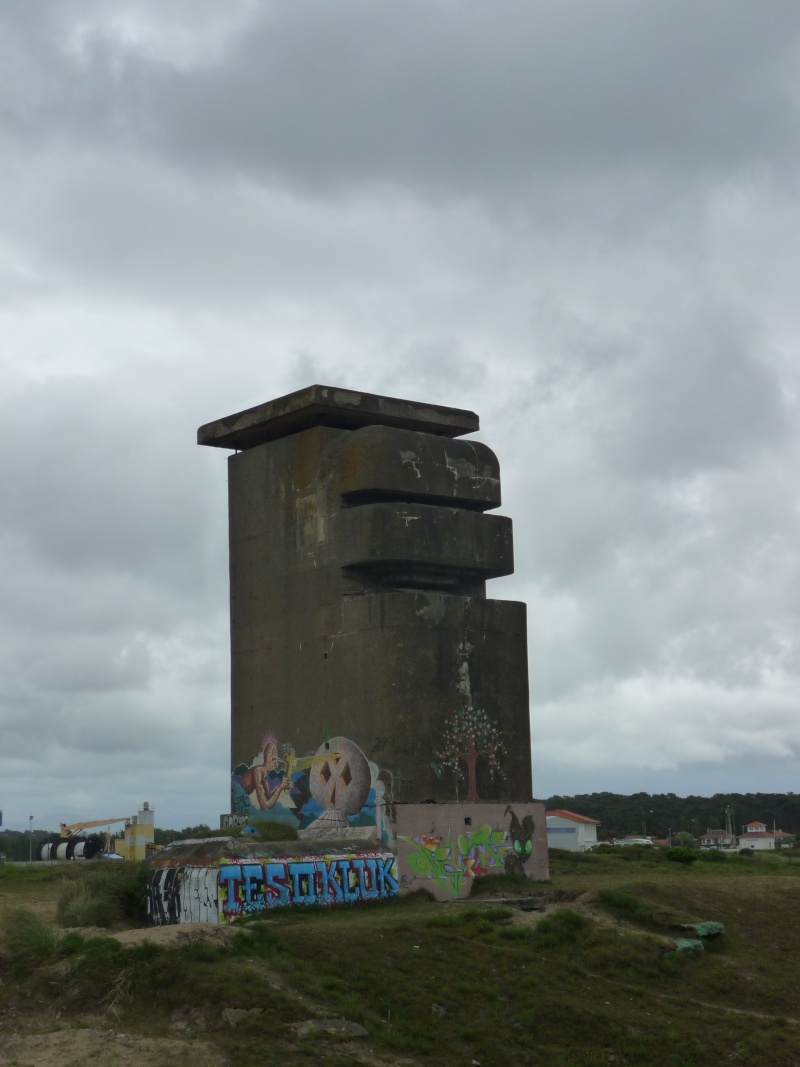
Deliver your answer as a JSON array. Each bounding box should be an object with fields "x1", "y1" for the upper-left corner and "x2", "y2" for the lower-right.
[
  {"x1": 145, "y1": 805, "x2": 547, "y2": 923},
  {"x1": 199, "y1": 386, "x2": 533, "y2": 840},
  {"x1": 395, "y1": 802, "x2": 548, "y2": 900},
  {"x1": 146, "y1": 841, "x2": 399, "y2": 925}
]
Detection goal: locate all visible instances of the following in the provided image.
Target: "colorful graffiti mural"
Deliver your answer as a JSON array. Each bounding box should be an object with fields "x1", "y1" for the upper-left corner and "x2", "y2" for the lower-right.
[
  {"x1": 504, "y1": 806, "x2": 535, "y2": 877},
  {"x1": 436, "y1": 706, "x2": 505, "y2": 801},
  {"x1": 219, "y1": 852, "x2": 398, "y2": 918},
  {"x1": 147, "y1": 867, "x2": 220, "y2": 925},
  {"x1": 231, "y1": 732, "x2": 393, "y2": 844},
  {"x1": 400, "y1": 824, "x2": 508, "y2": 897},
  {"x1": 147, "y1": 852, "x2": 399, "y2": 925}
]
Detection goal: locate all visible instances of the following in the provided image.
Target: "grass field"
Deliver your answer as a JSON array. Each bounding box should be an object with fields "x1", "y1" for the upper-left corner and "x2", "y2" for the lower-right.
[{"x1": 2, "y1": 849, "x2": 800, "y2": 1066}]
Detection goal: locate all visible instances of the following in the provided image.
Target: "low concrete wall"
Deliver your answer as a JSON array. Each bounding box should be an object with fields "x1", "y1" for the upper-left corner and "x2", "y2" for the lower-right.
[{"x1": 146, "y1": 843, "x2": 399, "y2": 925}]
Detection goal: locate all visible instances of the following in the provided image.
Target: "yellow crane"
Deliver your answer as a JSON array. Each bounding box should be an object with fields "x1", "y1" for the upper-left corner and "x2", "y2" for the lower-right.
[
  {"x1": 59, "y1": 817, "x2": 130, "y2": 854},
  {"x1": 59, "y1": 817, "x2": 129, "y2": 839}
]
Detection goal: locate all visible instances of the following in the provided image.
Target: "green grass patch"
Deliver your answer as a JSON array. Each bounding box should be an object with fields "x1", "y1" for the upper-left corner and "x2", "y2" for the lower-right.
[
  {"x1": 56, "y1": 861, "x2": 148, "y2": 927},
  {"x1": 4, "y1": 865, "x2": 800, "y2": 1064},
  {"x1": 0, "y1": 904, "x2": 61, "y2": 970},
  {"x1": 534, "y1": 906, "x2": 594, "y2": 945}
]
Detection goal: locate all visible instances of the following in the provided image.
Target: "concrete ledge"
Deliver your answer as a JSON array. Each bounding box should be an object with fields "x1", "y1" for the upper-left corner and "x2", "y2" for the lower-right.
[
  {"x1": 198, "y1": 384, "x2": 479, "y2": 450},
  {"x1": 337, "y1": 503, "x2": 514, "y2": 581},
  {"x1": 335, "y1": 425, "x2": 501, "y2": 511}
]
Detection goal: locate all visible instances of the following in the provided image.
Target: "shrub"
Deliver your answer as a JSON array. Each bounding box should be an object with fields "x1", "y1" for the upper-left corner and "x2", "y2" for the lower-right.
[
  {"x1": 250, "y1": 822, "x2": 299, "y2": 842},
  {"x1": 0, "y1": 904, "x2": 61, "y2": 969},
  {"x1": 57, "y1": 862, "x2": 148, "y2": 928},
  {"x1": 697, "y1": 849, "x2": 728, "y2": 863},
  {"x1": 534, "y1": 908, "x2": 593, "y2": 946},
  {"x1": 57, "y1": 882, "x2": 116, "y2": 928},
  {"x1": 597, "y1": 889, "x2": 654, "y2": 924},
  {"x1": 589, "y1": 844, "x2": 662, "y2": 862},
  {"x1": 667, "y1": 846, "x2": 697, "y2": 867}
]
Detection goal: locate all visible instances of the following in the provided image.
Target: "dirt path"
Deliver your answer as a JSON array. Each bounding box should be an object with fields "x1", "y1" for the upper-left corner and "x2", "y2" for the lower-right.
[
  {"x1": 64, "y1": 922, "x2": 239, "y2": 948},
  {"x1": 0, "y1": 1026, "x2": 225, "y2": 1067}
]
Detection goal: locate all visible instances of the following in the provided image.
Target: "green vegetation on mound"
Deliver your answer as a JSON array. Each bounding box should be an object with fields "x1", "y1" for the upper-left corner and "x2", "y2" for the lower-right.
[
  {"x1": 2, "y1": 852, "x2": 800, "y2": 1066},
  {"x1": 56, "y1": 862, "x2": 148, "y2": 928}
]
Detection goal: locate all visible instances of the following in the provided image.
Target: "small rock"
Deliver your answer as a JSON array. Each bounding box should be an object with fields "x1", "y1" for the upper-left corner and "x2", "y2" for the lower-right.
[
  {"x1": 432, "y1": 1004, "x2": 446, "y2": 1017},
  {"x1": 221, "y1": 1007, "x2": 263, "y2": 1027}
]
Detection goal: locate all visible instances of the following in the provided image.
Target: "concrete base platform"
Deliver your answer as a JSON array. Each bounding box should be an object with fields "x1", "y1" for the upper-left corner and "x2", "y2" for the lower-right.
[{"x1": 146, "y1": 801, "x2": 547, "y2": 924}]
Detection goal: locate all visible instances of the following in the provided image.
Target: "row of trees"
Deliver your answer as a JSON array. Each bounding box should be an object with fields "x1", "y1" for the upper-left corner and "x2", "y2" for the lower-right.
[
  {"x1": 543, "y1": 791, "x2": 800, "y2": 841},
  {"x1": 0, "y1": 830, "x2": 51, "y2": 861}
]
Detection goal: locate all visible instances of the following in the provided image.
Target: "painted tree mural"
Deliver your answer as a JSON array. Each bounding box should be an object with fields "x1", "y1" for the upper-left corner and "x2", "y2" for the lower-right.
[{"x1": 437, "y1": 706, "x2": 505, "y2": 801}]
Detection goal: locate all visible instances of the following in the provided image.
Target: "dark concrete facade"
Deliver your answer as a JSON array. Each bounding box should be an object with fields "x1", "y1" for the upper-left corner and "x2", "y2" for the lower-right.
[{"x1": 199, "y1": 386, "x2": 532, "y2": 840}]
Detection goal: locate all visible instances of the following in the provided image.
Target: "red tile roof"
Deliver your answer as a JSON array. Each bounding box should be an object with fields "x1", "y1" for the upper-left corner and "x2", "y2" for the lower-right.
[{"x1": 546, "y1": 809, "x2": 601, "y2": 824}]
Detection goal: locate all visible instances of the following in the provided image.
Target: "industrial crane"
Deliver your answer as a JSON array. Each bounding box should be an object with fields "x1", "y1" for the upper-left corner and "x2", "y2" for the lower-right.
[{"x1": 59, "y1": 817, "x2": 129, "y2": 839}]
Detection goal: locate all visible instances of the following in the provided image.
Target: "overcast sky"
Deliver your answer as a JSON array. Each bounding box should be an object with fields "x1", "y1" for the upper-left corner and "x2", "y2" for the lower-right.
[{"x1": 2, "y1": 1, "x2": 799, "y2": 831}]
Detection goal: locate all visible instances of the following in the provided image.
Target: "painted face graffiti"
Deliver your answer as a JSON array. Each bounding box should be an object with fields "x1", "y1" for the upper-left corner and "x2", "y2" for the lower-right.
[
  {"x1": 235, "y1": 737, "x2": 293, "y2": 811},
  {"x1": 503, "y1": 806, "x2": 535, "y2": 877},
  {"x1": 231, "y1": 731, "x2": 394, "y2": 845}
]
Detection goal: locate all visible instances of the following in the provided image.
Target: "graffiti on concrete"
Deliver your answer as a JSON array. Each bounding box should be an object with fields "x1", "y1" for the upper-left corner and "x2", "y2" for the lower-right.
[
  {"x1": 147, "y1": 867, "x2": 220, "y2": 925},
  {"x1": 436, "y1": 706, "x2": 505, "y2": 801},
  {"x1": 503, "y1": 806, "x2": 535, "y2": 877},
  {"x1": 218, "y1": 852, "x2": 399, "y2": 919},
  {"x1": 231, "y1": 732, "x2": 393, "y2": 844},
  {"x1": 400, "y1": 824, "x2": 508, "y2": 896}
]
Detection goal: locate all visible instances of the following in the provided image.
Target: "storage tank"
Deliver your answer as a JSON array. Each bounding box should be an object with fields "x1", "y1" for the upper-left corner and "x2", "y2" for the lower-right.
[{"x1": 37, "y1": 833, "x2": 104, "y2": 861}]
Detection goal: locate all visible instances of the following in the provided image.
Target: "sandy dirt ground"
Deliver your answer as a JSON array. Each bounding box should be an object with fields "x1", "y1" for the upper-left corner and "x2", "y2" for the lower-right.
[{"x1": 0, "y1": 1026, "x2": 226, "y2": 1067}]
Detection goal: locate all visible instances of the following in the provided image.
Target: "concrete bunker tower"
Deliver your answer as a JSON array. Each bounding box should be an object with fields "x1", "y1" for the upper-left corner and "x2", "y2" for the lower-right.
[{"x1": 199, "y1": 386, "x2": 532, "y2": 842}]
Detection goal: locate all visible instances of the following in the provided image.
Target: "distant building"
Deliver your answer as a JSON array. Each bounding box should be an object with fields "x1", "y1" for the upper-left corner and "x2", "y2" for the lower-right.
[
  {"x1": 114, "y1": 802, "x2": 155, "y2": 861},
  {"x1": 700, "y1": 828, "x2": 737, "y2": 850},
  {"x1": 738, "y1": 820, "x2": 774, "y2": 851},
  {"x1": 546, "y1": 809, "x2": 600, "y2": 852}
]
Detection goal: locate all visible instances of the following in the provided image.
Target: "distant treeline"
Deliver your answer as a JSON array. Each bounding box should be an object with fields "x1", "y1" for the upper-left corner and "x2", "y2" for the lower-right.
[
  {"x1": 0, "y1": 830, "x2": 50, "y2": 862},
  {"x1": 542, "y1": 792, "x2": 800, "y2": 840},
  {"x1": 153, "y1": 823, "x2": 218, "y2": 845}
]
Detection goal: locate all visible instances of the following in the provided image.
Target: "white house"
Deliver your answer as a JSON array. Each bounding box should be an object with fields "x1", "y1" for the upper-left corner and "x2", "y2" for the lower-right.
[
  {"x1": 738, "y1": 820, "x2": 774, "y2": 851},
  {"x1": 700, "y1": 828, "x2": 737, "y2": 850},
  {"x1": 546, "y1": 809, "x2": 600, "y2": 852}
]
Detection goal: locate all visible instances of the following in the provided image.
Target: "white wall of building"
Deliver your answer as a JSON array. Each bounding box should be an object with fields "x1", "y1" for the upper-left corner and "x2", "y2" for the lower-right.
[{"x1": 546, "y1": 815, "x2": 598, "y2": 853}]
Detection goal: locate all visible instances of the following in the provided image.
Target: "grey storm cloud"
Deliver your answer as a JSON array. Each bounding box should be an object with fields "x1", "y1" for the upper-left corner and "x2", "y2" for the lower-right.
[
  {"x1": 1, "y1": 1, "x2": 800, "y2": 828},
  {"x1": 3, "y1": 2, "x2": 800, "y2": 199}
]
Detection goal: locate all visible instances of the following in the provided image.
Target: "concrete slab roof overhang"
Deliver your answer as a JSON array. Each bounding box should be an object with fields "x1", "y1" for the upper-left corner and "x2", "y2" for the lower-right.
[{"x1": 198, "y1": 384, "x2": 480, "y2": 451}]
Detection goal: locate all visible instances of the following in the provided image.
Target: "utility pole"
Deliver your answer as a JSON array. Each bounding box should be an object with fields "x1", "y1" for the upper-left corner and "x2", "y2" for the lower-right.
[{"x1": 28, "y1": 815, "x2": 33, "y2": 863}]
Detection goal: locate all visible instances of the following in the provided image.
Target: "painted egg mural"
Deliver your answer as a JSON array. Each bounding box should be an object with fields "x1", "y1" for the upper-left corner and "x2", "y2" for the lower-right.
[{"x1": 310, "y1": 736, "x2": 372, "y2": 815}]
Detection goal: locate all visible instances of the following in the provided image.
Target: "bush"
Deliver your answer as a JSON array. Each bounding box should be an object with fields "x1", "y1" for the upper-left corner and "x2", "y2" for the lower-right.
[
  {"x1": 590, "y1": 844, "x2": 662, "y2": 862},
  {"x1": 697, "y1": 849, "x2": 728, "y2": 863},
  {"x1": 667, "y1": 846, "x2": 697, "y2": 867},
  {"x1": 590, "y1": 843, "x2": 619, "y2": 855},
  {"x1": 534, "y1": 908, "x2": 593, "y2": 946},
  {"x1": 597, "y1": 889, "x2": 654, "y2": 924},
  {"x1": 57, "y1": 862, "x2": 148, "y2": 928},
  {"x1": 249, "y1": 822, "x2": 299, "y2": 842},
  {"x1": 58, "y1": 882, "x2": 118, "y2": 928},
  {"x1": 0, "y1": 904, "x2": 61, "y2": 969}
]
